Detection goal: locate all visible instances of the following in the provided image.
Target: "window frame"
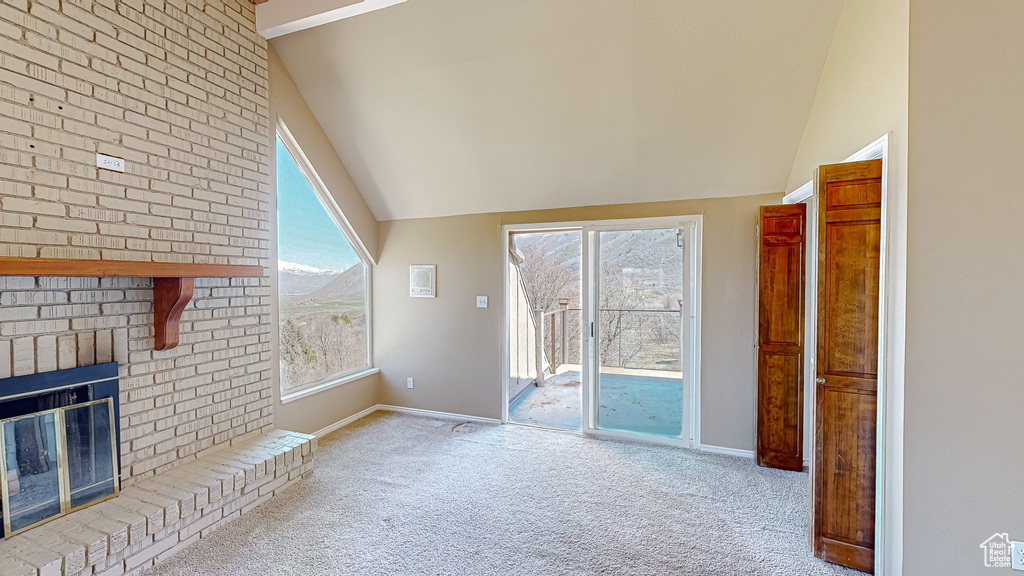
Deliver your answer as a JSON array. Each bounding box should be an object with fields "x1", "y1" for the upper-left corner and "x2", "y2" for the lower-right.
[{"x1": 274, "y1": 121, "x2": 375, "y2": 402}]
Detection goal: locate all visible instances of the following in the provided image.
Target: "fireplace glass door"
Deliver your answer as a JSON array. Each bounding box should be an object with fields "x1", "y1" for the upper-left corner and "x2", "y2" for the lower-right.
[
  {"x1": 1, "y1": 398, "x2": 119, "y2": 537},
  {"x1": 64, "y1": 400, "x2": 119, "y2": 511},
  {"x1": 0, "y1": 411, "x2": 62, "y2": 534}
]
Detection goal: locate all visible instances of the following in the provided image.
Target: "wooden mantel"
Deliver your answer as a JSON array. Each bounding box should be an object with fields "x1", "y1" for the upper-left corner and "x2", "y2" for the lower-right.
[{"x1": 0, "y1": 258, "x2": 265, "y2": 351}]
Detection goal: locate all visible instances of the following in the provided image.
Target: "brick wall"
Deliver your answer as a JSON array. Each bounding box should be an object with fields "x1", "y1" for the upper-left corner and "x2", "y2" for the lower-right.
[{"x1": 0, "y1": 0, "x2": 273, "y2": 486}]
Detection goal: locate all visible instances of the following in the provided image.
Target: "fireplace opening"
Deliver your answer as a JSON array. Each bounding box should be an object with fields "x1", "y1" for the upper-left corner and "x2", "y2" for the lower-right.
[{"x1": 0, "y1": 363, "x2": 121, "y2": 537}]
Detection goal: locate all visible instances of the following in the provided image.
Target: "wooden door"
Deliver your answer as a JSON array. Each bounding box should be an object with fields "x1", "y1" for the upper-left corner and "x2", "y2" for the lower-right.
[
  {"x1": 756, "y1": 204, "x2": 806, "y2": 472},
  {"x1": 812, "y1": 159, "x2": 882, "y2": 573}
]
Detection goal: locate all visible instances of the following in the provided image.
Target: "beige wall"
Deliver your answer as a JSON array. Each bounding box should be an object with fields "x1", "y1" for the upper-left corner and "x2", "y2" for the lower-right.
[
  {"x1": 272, "y1": 372, "x2": 379, "y2": 435},
  {"x1": 268, "y1": 44, "x2": 380, "y2": 433},
  {"x1": 784, "y1": 1, "x2": 909, "y2": 573},
  {"x1": 786, "y1": 0, "x2": 910, "y2": 194},
  {"x1": 374, "y1": 194, "x2": 781, "y2": 451},
  {"x1": 905, "y1": 1, "x2": 1024, "y2": 574}
]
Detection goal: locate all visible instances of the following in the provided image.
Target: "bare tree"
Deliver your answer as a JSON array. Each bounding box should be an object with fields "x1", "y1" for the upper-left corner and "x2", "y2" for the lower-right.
[
  {"x1": 512, "y1": 230, "x2": 682, "y2": 371},
  {"x1": 514, "y1": 234, "x2": 583, "y2": 365},
  {"x1": 517, "y1": 242, "x2": 579, "y2": 313}
]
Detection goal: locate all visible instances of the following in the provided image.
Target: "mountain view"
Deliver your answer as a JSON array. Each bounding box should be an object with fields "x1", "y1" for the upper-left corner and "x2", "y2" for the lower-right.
[
  {"x1": 278, "y1": 260, "x2": 342, "y2": 296},
  {"x1": 276, "y1": 136, "x2": 370, "y2": 391},
  {"x1": 278, "y1": 260, "x2": 368, "y2": 389},
  {"x1": 513, "y1": 228, "x2": 683, "y2": 371}
]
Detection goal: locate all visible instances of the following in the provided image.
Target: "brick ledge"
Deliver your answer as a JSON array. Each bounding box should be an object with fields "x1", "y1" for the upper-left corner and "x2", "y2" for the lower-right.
[{"x1": 0, "y1": 429, "x2": 317, "y2": 576}]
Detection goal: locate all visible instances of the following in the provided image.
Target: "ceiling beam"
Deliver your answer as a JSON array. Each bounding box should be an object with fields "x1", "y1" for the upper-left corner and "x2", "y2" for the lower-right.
[{"x1": 256, "y1": 0, "x2": 406, "y2": 39}]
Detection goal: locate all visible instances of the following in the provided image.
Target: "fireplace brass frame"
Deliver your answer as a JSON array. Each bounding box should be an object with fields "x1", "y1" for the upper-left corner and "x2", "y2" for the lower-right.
[{"x1": 0, "y1": 397, "x2": 120, "y2": 537}]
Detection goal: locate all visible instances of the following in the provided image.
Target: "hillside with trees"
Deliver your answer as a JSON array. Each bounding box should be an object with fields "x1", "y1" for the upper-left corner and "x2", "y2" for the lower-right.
[
  {"x1": 513, "y1": 228, "x2": 683, "y2": 371},
  {"x1": 278, "y1": 262, "x2": 368, "y2": 389}
]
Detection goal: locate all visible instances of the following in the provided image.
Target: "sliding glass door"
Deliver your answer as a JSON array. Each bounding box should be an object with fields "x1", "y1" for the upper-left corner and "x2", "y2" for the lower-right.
[{"x1": 582, "y1": 219, "x2": 700, "y2": 444}]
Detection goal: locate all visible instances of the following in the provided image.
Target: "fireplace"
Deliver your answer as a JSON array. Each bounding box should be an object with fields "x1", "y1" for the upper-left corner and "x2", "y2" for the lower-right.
[{"x1": 0, "y1": 363, "x2": 121, "y2": 537}]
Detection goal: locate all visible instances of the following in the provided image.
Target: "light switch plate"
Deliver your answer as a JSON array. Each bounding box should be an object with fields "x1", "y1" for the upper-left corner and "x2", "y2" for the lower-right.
[
  {"x1": 96, "y1": 153, "x2": 125, "y2": 172},
  {"x1": 1012, "y1": 541, "x2": 1024, "y2": 571},
  {"x1": 476, "y1": 296, "x2": 487, "y2": 308}
]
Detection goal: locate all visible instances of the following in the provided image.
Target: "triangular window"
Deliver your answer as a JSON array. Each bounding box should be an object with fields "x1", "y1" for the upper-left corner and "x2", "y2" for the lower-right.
[{"x1": 276, "y1": 132, "x2": 370, "y2": 392}]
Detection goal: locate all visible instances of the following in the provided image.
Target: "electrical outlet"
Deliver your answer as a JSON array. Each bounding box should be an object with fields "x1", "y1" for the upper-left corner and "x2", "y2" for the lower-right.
[
  {"x1": 407, "y1": 377, "x2": 414, "y2": 389},
  {"x1": 1012, "y1": 541, "x2": 1024, "y2": 571},
  {"x1": 96, "y1": 153, "x2": 125, "y2": 172},
  {"x1": 476, "y1": 296, "x2": 488, "y2": 308}
]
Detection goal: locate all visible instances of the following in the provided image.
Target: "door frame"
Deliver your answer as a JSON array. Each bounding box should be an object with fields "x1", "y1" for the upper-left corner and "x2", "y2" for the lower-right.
[
  {"x1": 501, "y1": 215, "x2": 703, "y2": 450},
  {"x1": 501, "y1": 221, "x2": 585, "y2": 425},
  {"x1": 784, "y1": 133, "x2": 903, "y2": 575},
  {"x1": 582, "y1": 216, "x2": 702, "y2": 448}
]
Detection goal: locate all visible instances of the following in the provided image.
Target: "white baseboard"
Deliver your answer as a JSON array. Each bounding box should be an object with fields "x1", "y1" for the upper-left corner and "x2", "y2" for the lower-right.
[
  {"x1": 376, "y1": 404, "x2": 501, "y2": 424},
  {"x1": 313, "y1": 405, "x2": 380, "y2": 437},
  {"x1": 316, "y1": 406, "x2": 749, "y2": 455},
  {"x1": 699, "y1": 444, "x2": 755, "y2": 459},
  {"x1": 314, "y1": 404, "x2": 501, "y2": 437}
]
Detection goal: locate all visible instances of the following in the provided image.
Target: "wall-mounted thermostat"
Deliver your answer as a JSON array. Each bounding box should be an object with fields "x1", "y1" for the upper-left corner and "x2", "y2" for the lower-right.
[{"x1": 410, "y1": 265, "x2": 436, "y2": 298}]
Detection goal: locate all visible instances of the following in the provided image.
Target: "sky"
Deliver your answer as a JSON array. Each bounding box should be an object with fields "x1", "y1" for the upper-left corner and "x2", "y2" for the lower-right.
[{"x1": 276, "y1": 138, "x2": 361, "y2": 272}]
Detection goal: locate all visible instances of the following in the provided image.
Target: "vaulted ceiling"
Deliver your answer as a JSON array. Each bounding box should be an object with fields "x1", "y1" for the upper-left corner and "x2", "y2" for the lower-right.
[{"x1": 271, "y1": 0, "x2": 845, "y2": 221}]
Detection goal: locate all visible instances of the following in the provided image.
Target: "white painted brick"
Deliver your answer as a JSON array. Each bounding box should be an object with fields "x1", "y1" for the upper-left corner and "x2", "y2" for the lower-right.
[
  {"x1": 36, "y1": 215, "x2": 98, "y2": 233},
  {"x1": 3, "y1": 546, "x2": 62, "y2": 576},
  {"x1": 94, "y1": 560, "x2": 126, "y2": 576},
  {"x1": 78, "y1": 331, "x2": 95, "y2": 366},
  {"x1": 0, "y1": 277, "x2": 34, "y2": 290},
  {"x1": 0, "y1": 0, "x2": 272, "y2": 496},
  {"x1": 39, "y1": 246, "x2": 103, "y2": 259},
  {"x1": 72, "y1": 316, "x2": 129, "y2": 331},
  {"x1": 108, "y1": 498, "x2": 164, "y2": 535},
  {"x1": 114, "y1": 327, "x2": 129, "y2": 364},
  {"x1": 0, "y1": 228, "x2": 67, "y2": 245},
  {"x1": 37, "y1": 277, "x2": 99, "y2": 290},
  {"x1": 123, "y1": 532, "x2": 176, "y2": 572},
  {"x1": 40, "y1": 304, "x2": 101, "y2": 319},
  {"x1": 70, "y1": 509, "x2": 129, "y2": 555},
  {"x1": 14, "y1": 531, "x2": 87, "y2": 575},
  {"x1": 36, "y1": 334, "x2": 58, "y2": 372},
  {"x1": 1, "y1": 291, "x2": 67, "y2": 305},
  {"x1": 0, "y1": 340, "x2": 10, "y2": 378},
  {"x1": 96, "y1": 328, "x2": 113, "y2": 363},
  {"x1": 0, "y1": 306, "x2": 37, "y2": 321},
  {"x1": 0, "y1": 554, "x2": 36, "y2": 576},
  {"x1": 1, "y1": 196, "x2": 66, "y2": 216},
  {"x1": 92, "y1": 504, "x2": 147, "y2": 546},
  {"x1": 13, "y1": 336, "x2": 35, "y2": 376},
  {"x1": 43, "y1": 520, "x2": 108, "y2": 568},
  {"x1": 58, "y1": 333, "x2": 77, "y2": 369},
  {"x1": 0, "y1": 318, "x2": 70, "y2": 337},
  {"x1": 0, "y1": 244, "x2": 35, "y2": 257}
]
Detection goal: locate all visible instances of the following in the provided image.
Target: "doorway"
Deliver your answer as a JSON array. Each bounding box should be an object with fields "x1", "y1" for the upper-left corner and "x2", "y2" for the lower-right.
[
  {"x1": 506, "y1": 230, "x2": 583, "y2": 430},
  {"x1": 781, "y1": 134, "x2": 900, "y2": 574},
  {"x1": 503, "y1": 216, "x2": 701, "y2": 447}
]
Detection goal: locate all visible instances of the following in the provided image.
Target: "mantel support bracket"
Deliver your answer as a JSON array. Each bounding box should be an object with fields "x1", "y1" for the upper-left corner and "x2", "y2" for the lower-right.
[
  {"x1": 154, "y1": 277, "x2": 196, "y2": 351},
  {"x1": 0, "y1": 258, "x2": 263, "y2": 351}
]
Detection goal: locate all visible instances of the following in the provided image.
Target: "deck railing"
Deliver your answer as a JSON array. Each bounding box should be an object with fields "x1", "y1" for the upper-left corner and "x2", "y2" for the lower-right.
[{"x1": 542, "y1": 305, "x2": 682, "y2": 373}]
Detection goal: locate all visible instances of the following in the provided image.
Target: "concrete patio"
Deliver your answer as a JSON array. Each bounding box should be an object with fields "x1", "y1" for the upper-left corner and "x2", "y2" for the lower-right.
[{"x1": 509, "y1": 366, "x2": 684, "y2": 437}]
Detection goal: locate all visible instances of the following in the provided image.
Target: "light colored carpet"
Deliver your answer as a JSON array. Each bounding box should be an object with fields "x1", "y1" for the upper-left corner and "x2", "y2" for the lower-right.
[{"x1": 146, "y1": 412, "x2": 863, "y2": 576}]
